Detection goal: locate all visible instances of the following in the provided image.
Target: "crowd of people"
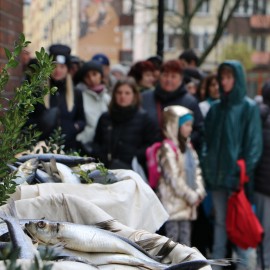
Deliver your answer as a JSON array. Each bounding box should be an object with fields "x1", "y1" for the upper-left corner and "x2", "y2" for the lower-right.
[{"x1": 24, "y1": 44, "x2": 270, "y2": 270}]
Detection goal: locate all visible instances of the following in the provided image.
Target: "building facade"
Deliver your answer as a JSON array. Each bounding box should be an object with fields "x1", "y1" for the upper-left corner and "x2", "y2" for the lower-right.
[{"x1": 0, "y1": 0, "x2": 23, "y2": 95}]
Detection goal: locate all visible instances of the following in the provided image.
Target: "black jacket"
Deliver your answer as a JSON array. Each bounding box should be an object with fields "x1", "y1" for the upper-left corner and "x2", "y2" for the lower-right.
[
  {"x1": 27, "y1": 79, "x2": 85, "y2": 151},
  {"x1": 255, "y1": 102, "x2": 270, "y2": 196},
  {"x1": 92, "y1": 107, "x2": 160, "y2": 169},
  {"x1": 141, "y1": 84, "x2": 204, "y2": 151}
]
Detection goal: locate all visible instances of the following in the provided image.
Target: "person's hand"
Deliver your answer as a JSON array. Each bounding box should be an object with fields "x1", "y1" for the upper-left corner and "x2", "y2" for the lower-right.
[{"x1": 194, "y1": 196, "x2": 203, "y2": 207}]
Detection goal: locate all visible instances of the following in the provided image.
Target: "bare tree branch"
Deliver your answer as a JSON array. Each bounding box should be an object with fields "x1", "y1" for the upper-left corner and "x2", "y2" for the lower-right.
[
  {"x1": 133, "y1": 0, "x2": 243, "y2": 65},
  {"x1": 189, "y1": 0, "x2": 208, "y2": 20},
  {"x1": 199, "y1": 0, "x2": 242, "y2": 65}
]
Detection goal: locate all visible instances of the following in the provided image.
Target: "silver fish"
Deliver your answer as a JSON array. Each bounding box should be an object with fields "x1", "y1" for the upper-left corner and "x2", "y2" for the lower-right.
[
  {"x1": 55, "y1": 162, "x2": 81, "y2": 184},
  {"x1": 0, "y1": 213, "x2": 34, "y2": 259},
  {"x1": 25, "y1": 220, "x2": 231, "y2": 270},
  {"x1": 87, "y1": 170, "x2": 119, "y2": 184},
  {"x1": 52, "y1": 249, "x2": 231, "y2": 270},
  {"x1": 17, "y1": 154, "x2": 95, "y2": 166},
  {"x1": 0, "y1": 218, "x2": 46, "y2": 239},
  {"x1": 35, "y1": 168, "x2": 55, "y2": 183},
  {"x1": 13, "y1": 158, "x2": 39, "y2": 185},
  {"x1": 62, "y1": 252, "x2": 165, "y2": 270},
  {"x1": 25, "y1": 220, "x2": 161, "y2": 264}
]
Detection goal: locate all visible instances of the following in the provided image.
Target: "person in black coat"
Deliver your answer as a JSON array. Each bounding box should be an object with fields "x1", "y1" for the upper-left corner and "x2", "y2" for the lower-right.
[
  {"x1": 27, "y1": 44, "x2": 85, "y2": 151},
  {"x1": 254, "y1": 81, "x2": 270, "y2": 269},
  {"x1": 141, "y1": 60, "x2": 203, "y2": 151},
  {"x1": 91, "y1": 78, "x2": 160, "y2": 170}
]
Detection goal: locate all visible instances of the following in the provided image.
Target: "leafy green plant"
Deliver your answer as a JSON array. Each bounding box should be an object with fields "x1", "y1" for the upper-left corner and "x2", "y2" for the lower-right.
[
  {"x1": 77, "y1": 162, "x2": 109, "y2": 184},
  {"x1": 96, "y1": 163, "x2": 109, "y2": 177},
  {"x1": 0, "y1": 244, "x2": 53, "y2": 270},
  {"x1": 0, "y1": 34, "x2": 55, "y2": 205},
  {"x1": 31, "y1": 127, "x2": 66, "y2": 154},
  {"x1": 77, "y1": 169, "x2": 93, "y2": 184}
]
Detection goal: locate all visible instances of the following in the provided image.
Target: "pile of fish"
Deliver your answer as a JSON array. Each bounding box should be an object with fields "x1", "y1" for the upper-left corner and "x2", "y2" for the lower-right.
[
  {"x1": 0, "y1": 211, "x2": 232, "y2": 270},
  {"x1": 0, "y1": 153, "x2": 232, "y2": 269},
  {"x1": 9, "y1": 153, "x2": 119, "y2": 185}
]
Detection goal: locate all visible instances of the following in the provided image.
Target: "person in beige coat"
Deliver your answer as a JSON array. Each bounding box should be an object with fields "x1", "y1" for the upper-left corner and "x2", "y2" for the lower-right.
[{"x1": 157, "y1": 105, "x2": 206, "y2": 246}]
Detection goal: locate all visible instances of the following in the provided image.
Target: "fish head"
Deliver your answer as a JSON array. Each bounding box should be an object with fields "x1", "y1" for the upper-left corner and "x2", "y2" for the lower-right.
[
  {"x1": 25, "y1": 220, "x2": 59, "y2": 244},
  {"x1": 18, "y1": 158, "x2": 39, "y2": 175}
]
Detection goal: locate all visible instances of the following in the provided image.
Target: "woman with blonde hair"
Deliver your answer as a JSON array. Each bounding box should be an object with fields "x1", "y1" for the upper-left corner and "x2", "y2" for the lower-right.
[{"x1": 27, "y1": 44, "x2": 85, "y2": 151}]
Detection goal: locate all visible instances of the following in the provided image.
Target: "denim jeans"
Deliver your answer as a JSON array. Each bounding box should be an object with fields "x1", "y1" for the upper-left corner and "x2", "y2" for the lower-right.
[{"x1": 212, "y1": 190, "x2": 256, "y2": 270}]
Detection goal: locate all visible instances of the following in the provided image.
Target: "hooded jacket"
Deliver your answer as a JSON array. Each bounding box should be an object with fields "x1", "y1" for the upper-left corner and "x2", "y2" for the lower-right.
[
  {"x1": 202, "y1": 60, "x2": 262, "y2": 192},
  {"x1": 157, "y1": 106, "x2": 206, "y2": 221}
]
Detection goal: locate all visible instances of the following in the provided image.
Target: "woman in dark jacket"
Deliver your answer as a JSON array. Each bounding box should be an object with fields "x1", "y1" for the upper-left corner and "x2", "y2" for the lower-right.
[
  {"x1": 91, "y1": 78, "x2": 160, "y2": 170},
  {"x1": 141, "y1": 60, "x2": 203, "y2": 151},
  {"x1": 27, "y1": 44, "x2": 85, "y2": 151},
  {"x1": 254, "y1": 81, "x2": 270, "y2": 269}
]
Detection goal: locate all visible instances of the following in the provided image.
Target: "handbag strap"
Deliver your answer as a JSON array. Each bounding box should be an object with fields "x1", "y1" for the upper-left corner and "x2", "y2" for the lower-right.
[{"x1": 237, "y1": 159, "x2": 249, "y2": 189}]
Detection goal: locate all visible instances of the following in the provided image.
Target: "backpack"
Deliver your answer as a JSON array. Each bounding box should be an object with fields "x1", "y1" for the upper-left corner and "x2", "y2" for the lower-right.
[
  {"x1": 146, "y1": 139, "x2": 178, "y2": 189},
  {"x1": 226, "y1": 159, "x2": 264, "y2": 249}
]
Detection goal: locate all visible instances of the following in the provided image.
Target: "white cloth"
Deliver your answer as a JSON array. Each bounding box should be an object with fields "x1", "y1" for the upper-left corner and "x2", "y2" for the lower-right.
[
  {"x1": 1, "y1": 194, "x2": 210, "y2": 269},
  {"x1": 9, "y1": 169, "x2": 168, "y2": 232},
  {"x1": 1, "y1": 169, "x2": 211, "y2": 270}
]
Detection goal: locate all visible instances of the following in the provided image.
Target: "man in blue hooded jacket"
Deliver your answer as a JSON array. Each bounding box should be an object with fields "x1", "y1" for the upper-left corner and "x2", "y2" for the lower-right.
[{"x1": 202, "y1": 60, "x2": 262, "y2": 269}]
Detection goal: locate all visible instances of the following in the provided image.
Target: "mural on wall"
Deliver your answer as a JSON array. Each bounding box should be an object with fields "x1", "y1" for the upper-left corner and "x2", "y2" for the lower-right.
[{"x1": 78, "y1": 0, "x2": 122, "y2": 63}]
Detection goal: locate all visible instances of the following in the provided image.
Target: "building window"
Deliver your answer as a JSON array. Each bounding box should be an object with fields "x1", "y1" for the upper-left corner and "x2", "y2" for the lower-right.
[
  {"x1": 122, "y1": 28, "x2": 133, "y2": 50},
  {"x1": 234, "y1": 0, "x2": 254, "y2": 16},
  {"x1": 254, "y1": 0, "x2": 267, "y2": 14},
  {"x1": 196, "y1": 0, "x2": 210, "y2": 15},
  {"x1": 165, "y1": 0, "x2": 178, "y2": 11},
  {"x1": 252, "y1": 36, "x2": 266, "y2": 51},
  {"x1": 122, "y1": 0, "x2": 134, "y2": 15},
  {"x1": 164, "y1": 34, "x2": 178, "y2": 51},
  {"x1": 193, "y1": 32, "x2": 209, "y2": 52}
]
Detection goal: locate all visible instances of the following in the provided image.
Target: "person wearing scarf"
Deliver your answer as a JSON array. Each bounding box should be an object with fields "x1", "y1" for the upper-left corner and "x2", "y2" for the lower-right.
[
  {"x1": 75, "y1": 60, "x2": 111, "y2": 152},
  {"x1": 91, "y1": 78, "x2": 160, "y2": 170},
  {"x1": 141, "y1": 60, "x2": 203, "y2": 152}
]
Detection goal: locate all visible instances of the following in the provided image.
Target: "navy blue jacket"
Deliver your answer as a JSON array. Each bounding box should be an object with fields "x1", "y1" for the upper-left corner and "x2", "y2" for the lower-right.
[{"x1": 141, "y1": 85, "x2": 204, "y2": 151}]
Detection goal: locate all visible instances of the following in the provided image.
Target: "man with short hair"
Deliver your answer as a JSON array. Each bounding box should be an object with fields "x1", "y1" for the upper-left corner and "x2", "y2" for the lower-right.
[
  {"x1": 178, "y1": 49, "x2": 199, "y2": 68},
  {"x1": 202, "y1": 60, "x2": 262, "y2": 269}
]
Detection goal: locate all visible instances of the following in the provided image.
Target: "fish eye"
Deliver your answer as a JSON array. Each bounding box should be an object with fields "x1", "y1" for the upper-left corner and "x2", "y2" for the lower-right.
[{"x1": 37, "y1": 221, "x2": 46, "y2": 228}]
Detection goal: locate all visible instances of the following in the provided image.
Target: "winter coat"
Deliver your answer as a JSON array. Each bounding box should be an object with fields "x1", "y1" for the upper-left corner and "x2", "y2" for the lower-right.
[
  {"x1": 254, "y1": 82, "x2": 270, "y2": 196},
  {"x1": 157, "y1": 106, "x2": 206, "y2": 221},
  {"x1": 202, "y1": 60, "x2": 262, "y2": 193},
  {"x1": 141, "y1": 84, "x2": 204, "y2": 150},
  {"x1": 27, "y1": 77, "x2": 85, "y2": 151},
  {"x1": 92, "y1": 107, "x2": 160, "y2": 169},
  {"x1": 75, "y1": 82, "x2": 111, "y2": 144}
]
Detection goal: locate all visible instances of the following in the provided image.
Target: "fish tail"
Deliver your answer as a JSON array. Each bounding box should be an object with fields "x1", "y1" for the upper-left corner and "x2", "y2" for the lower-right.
[{"x1": 165, "y1": 259, "x2": 231, "y2": 270}]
